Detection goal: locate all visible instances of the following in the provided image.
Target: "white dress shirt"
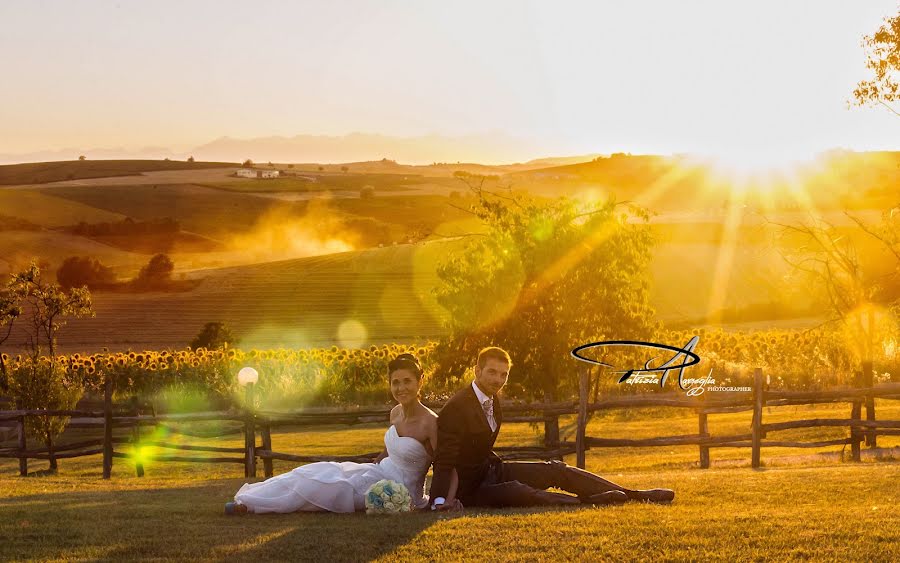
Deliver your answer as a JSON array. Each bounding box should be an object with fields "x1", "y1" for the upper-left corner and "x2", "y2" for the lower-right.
[{"x1": 472, "y1": 381, "x2": 497, "y2": 433}]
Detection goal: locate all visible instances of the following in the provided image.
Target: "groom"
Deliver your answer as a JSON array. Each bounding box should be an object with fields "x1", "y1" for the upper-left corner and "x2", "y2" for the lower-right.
[{"x1": 430, "y1": 346, "x2": 675, "y2": 510}]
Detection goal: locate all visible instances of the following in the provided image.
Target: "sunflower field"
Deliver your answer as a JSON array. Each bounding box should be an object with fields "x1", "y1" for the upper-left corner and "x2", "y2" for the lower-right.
[{"x1": 1, "y1": 328, "x2": 896, "y2": 413}]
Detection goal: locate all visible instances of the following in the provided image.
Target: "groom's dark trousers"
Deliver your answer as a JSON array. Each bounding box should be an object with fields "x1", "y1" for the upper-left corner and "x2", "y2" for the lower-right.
[{"x1": 431, "y1": 385, "x2": 628, "y2": 507}]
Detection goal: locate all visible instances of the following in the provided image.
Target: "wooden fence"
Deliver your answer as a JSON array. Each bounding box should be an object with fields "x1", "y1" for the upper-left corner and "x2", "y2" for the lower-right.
[
  {"x1": 570, "y1": 365, "x2": 900, "y2": 469},
  {"x1": 2, "y1": 366, "x2": 900, "y2": 477},
  {"x1": 0, "y1": 382, "x2": 575, "y2": 478}
]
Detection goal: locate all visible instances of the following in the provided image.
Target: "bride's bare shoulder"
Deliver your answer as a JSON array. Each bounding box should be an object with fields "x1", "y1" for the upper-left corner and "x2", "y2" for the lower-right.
[{"x1": 420, "y1": 404, "x2": 438, "y2": 420}]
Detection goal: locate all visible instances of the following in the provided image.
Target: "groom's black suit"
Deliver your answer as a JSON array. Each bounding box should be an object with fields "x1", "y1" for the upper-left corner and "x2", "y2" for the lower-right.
[{"x1": 431, "y1": 384, "x2": 626, "y2": 507}]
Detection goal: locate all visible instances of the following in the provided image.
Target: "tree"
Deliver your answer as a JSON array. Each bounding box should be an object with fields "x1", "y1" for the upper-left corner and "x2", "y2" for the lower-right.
[
  {"x1": 432, "y1": 177, "x2": 658, "y2": 400},
  {"x1": 190, "y1": 321, "x2": 238, "y2": 350},
  {"x1": 771, "y1": 210, "x2": 900, "y2": 371},
  {"x1": 360, "y1": 185, "x2": 375, "y2": 199},
  {"x1": 6, "y1": 262, "x2": 94, "y2": 471},
  {"x1": 56, "y1": 256, "x2": 116, "y2": 290},
  {"x1": 187, "y1": 155, "x2": 195, "y2": 163},
  {"x1": 9, "y1": 261, "x2": 94, "y2": 358},
  {"x1": 242, "y1": 159, "x2": 254, "y2": 167},
  {"x1": 134, "y1": 253, "x2": 174, "y2": 289},
  {"x1": 341, "y1": 166, "x2": 349, "y2": 173},
  {"x1": 78, "y1": 155, "x2": 86, "y2": 161},
  {"x1": 8, "y1": 360, "x2": 83, "y2": 472},
  {"x1": 318, "y1": 166, "x2": 324, "y2": 172},
  {"x1": 853, "y1": 8, "x2": 900, "y2": 117}
]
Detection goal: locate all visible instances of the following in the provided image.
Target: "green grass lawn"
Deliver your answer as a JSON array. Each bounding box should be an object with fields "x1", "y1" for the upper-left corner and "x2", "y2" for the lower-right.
[{"x1": 2, "y1": 400, "x2": 898, "y2": 561}]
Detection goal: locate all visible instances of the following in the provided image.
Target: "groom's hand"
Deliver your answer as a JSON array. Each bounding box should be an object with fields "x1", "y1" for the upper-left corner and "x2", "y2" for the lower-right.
[{"x1": 435, "y1": 499, "x2": 463, "y2": 512}]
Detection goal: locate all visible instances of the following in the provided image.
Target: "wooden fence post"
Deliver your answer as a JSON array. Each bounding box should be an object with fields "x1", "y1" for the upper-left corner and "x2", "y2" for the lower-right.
[
  {"x1": 849, "y1": 369, "x2": 862, "y2": 462},
  {"x1": 261, "y1": 422, "x2": 273, "y2": 478},
  {"x1": 862, "y1": 360, "x2": 876, "y2": 448},
  {"x1": 698, "y1": 407, "x2": 710, "y2": 469},
  {"x1": 751, "y1": 368, "x2": 764, "y2": 469},
  {"x1": 102, "y1": 375, "x2": 113, "y2": 479},
  {"x1": 17, "y1": 415, "x2": 27, "y2": 476},
  {"x1": 543, "y1": 394, "x2": 560, "y2": 451},
  {"x1": 575, "y1": 368, "x2": 588, "y2": 470}
]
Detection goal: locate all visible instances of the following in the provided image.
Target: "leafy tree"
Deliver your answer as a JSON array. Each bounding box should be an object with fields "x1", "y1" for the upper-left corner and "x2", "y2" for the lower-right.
[
  {"x1": 360, "y1": 185, "x2": 375, "y2": 199},
  {"x1": 341, "y1": 166, "x2": 349, "y2": 173},
  {"x1": 78, "y1": 155, "x2": 86, "y2": 161},
  {"x1": 772, "y1": 210, "x2": 900, "y2": 366},
  {"x1": 190, "y1": 321, "x2": 238, "y2": 350},
  {"x1": 432, "y1": 178, "x2": 658, "y2": 400},
  {"x1": 8, "y1": 360, "x2": 84, "y2": 472},
  {"x1": 9, "y1": 262, "x2": 94, "y2": 358},
  {"x1": 853, "y1": 8, "x2": 900, "y2": 117},
  {"x1": 56, "y1": 256, "x2": 116, "y2": 290},
  {"x1": 6, "y1": 262, "x2": 94, "y2": 471},
  {"x1": 187, "y1": 155, "x2": 195, "y2": 163},
  {"x1": 318, "y1": 166, "x2": 324, "y2": 171},
  {"x1": 242, "y1": 159, "x2": 254, "y2": 167},
  {"x1": 134, "y1": 253, "x2": 174, "y2": 289}
]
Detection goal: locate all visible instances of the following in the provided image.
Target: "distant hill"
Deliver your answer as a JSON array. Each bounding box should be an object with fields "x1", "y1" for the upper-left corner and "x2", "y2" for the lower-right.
[
  {"x1": 0, "y1": 159, "x2": 237, "y2": 185},
  {"x1": 506, "y1": 151, "x2": 900, "y2": 210},
  {"x1": 520, "y1": 154, "x2": 604, "y2": 167},
  {"x1": 189, "y1": 132, "x2": 544, "y2": 165}
]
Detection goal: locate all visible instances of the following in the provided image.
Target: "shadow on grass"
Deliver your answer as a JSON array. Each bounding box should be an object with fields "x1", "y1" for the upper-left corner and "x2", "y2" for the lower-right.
[
  {"x1": 0, "y1": 479, "x2": 438, "y2": 561},
  {"x1": 0, "y1": 477, "x2": 644, "y2": 561}
]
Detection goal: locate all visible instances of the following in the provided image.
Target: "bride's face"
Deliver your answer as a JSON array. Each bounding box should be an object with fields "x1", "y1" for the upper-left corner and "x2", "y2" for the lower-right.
[{"x1": 390, "y1": 368, "x2": 420, "y2": 406}]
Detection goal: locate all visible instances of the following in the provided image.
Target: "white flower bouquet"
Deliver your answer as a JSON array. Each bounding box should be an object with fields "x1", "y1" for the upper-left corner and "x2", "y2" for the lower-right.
[{"x1": 365, "y1": 479, "x2": 412, "y2": 514}]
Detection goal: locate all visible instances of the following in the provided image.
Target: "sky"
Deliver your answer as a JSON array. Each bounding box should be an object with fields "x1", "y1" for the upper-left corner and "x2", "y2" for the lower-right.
[{"x1": 0, "y1": 0, "x2": 897, "y2": 162}]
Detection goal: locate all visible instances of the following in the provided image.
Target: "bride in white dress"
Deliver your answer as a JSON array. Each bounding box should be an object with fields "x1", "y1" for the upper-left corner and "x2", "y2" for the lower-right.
[{"x1": 226, "y1": 354, "x2": 459, "y2": 514}]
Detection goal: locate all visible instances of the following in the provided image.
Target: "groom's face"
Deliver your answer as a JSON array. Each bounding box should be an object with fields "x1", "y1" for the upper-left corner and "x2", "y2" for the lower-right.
[{"x1": 474, "y1": 358, "x2": 509, "y2": 398}]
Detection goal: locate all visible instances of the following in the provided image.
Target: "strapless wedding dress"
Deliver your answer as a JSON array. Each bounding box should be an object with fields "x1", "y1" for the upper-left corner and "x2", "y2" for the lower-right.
[{"x1": 234, "y1": 425, "x2": 431, "y2": 513}]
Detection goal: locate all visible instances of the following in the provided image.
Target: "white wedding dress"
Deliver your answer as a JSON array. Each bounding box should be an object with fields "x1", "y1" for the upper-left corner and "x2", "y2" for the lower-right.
[{"x1": 234, "y1": 425, "x2": 432, "y2": 513}]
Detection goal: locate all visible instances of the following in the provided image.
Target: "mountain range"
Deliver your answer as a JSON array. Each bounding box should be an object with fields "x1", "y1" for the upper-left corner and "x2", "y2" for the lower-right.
[{"x1": 0, "y1": 132, "x2": 597, "y2": 166}]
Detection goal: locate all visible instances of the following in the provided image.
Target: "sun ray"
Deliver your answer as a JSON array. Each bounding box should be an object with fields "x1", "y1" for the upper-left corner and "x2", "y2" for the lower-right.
[{"x1": 704, "y1": 188, "x2": 747, "y2": 324}]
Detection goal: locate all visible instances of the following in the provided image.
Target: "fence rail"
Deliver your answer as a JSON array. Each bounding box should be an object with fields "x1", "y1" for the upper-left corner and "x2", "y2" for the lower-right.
[
  {"x1": 0, "y1": 395, "x2": 574, "y2": 477},
  {"x1": 3, "y1": 365, "x2": 900, "y2": 477},
  {"x1": 571, "y1": 363, "x2": 900, "y2": 469}
]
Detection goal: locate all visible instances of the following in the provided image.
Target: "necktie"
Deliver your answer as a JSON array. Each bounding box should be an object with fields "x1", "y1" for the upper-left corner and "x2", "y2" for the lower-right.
[{"x1": 483, "y1": 398, "x2": 497, "y2": 432}]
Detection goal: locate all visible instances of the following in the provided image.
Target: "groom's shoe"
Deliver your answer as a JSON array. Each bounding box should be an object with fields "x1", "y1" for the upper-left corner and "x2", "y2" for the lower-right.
[
  {"x1": 225, "y1": 501, "x2": 248, "y2": 515},
  {"x1": 631, "y1": 489, "x2": 675, "y2": 504},
  {"x1": 583, "y1": 490, "x2": 629, "y2": 505}
]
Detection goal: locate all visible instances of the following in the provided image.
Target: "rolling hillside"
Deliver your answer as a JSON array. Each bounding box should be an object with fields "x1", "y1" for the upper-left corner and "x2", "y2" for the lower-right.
[
  {"x1": 6, "y1": 242, "x2": 455, "y2": 353},
  {"x1": 1, "y1": 232, "x2": 823, "y2": 354},
  {"x1": 0, "y1": 159, "x2": 237, "y2": 185}
]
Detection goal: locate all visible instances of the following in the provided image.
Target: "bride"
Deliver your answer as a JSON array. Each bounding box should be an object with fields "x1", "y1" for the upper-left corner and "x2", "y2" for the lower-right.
[{"x1": 226, "y1": 353, "x2": 459, "y2": 514}]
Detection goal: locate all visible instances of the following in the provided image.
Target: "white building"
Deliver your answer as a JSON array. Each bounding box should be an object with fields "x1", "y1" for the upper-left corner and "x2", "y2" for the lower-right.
[{"x1": 235, "y1": 169, "x2": 280, "y2": 179}]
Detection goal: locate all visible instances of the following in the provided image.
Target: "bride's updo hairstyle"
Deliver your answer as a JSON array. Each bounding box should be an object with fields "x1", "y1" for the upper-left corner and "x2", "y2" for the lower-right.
[{"x1": 388, "y1": 353, "x2": 423, "y2": 380}]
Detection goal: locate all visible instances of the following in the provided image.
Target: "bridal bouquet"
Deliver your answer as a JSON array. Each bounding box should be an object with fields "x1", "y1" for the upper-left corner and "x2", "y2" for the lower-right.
[{"x1": 365, "y1": 479, "x2": 412, "y2": 514}]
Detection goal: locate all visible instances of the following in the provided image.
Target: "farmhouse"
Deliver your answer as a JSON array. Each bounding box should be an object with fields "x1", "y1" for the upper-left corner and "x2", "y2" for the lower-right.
[{"x1": 235, "y1": 169, "x2": 280, "y2": 179}]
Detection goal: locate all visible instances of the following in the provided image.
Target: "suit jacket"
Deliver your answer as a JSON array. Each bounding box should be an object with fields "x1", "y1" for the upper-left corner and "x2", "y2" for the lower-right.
[{"x1": 431, "y1": 384, "x2": 503, "y2": 502}]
